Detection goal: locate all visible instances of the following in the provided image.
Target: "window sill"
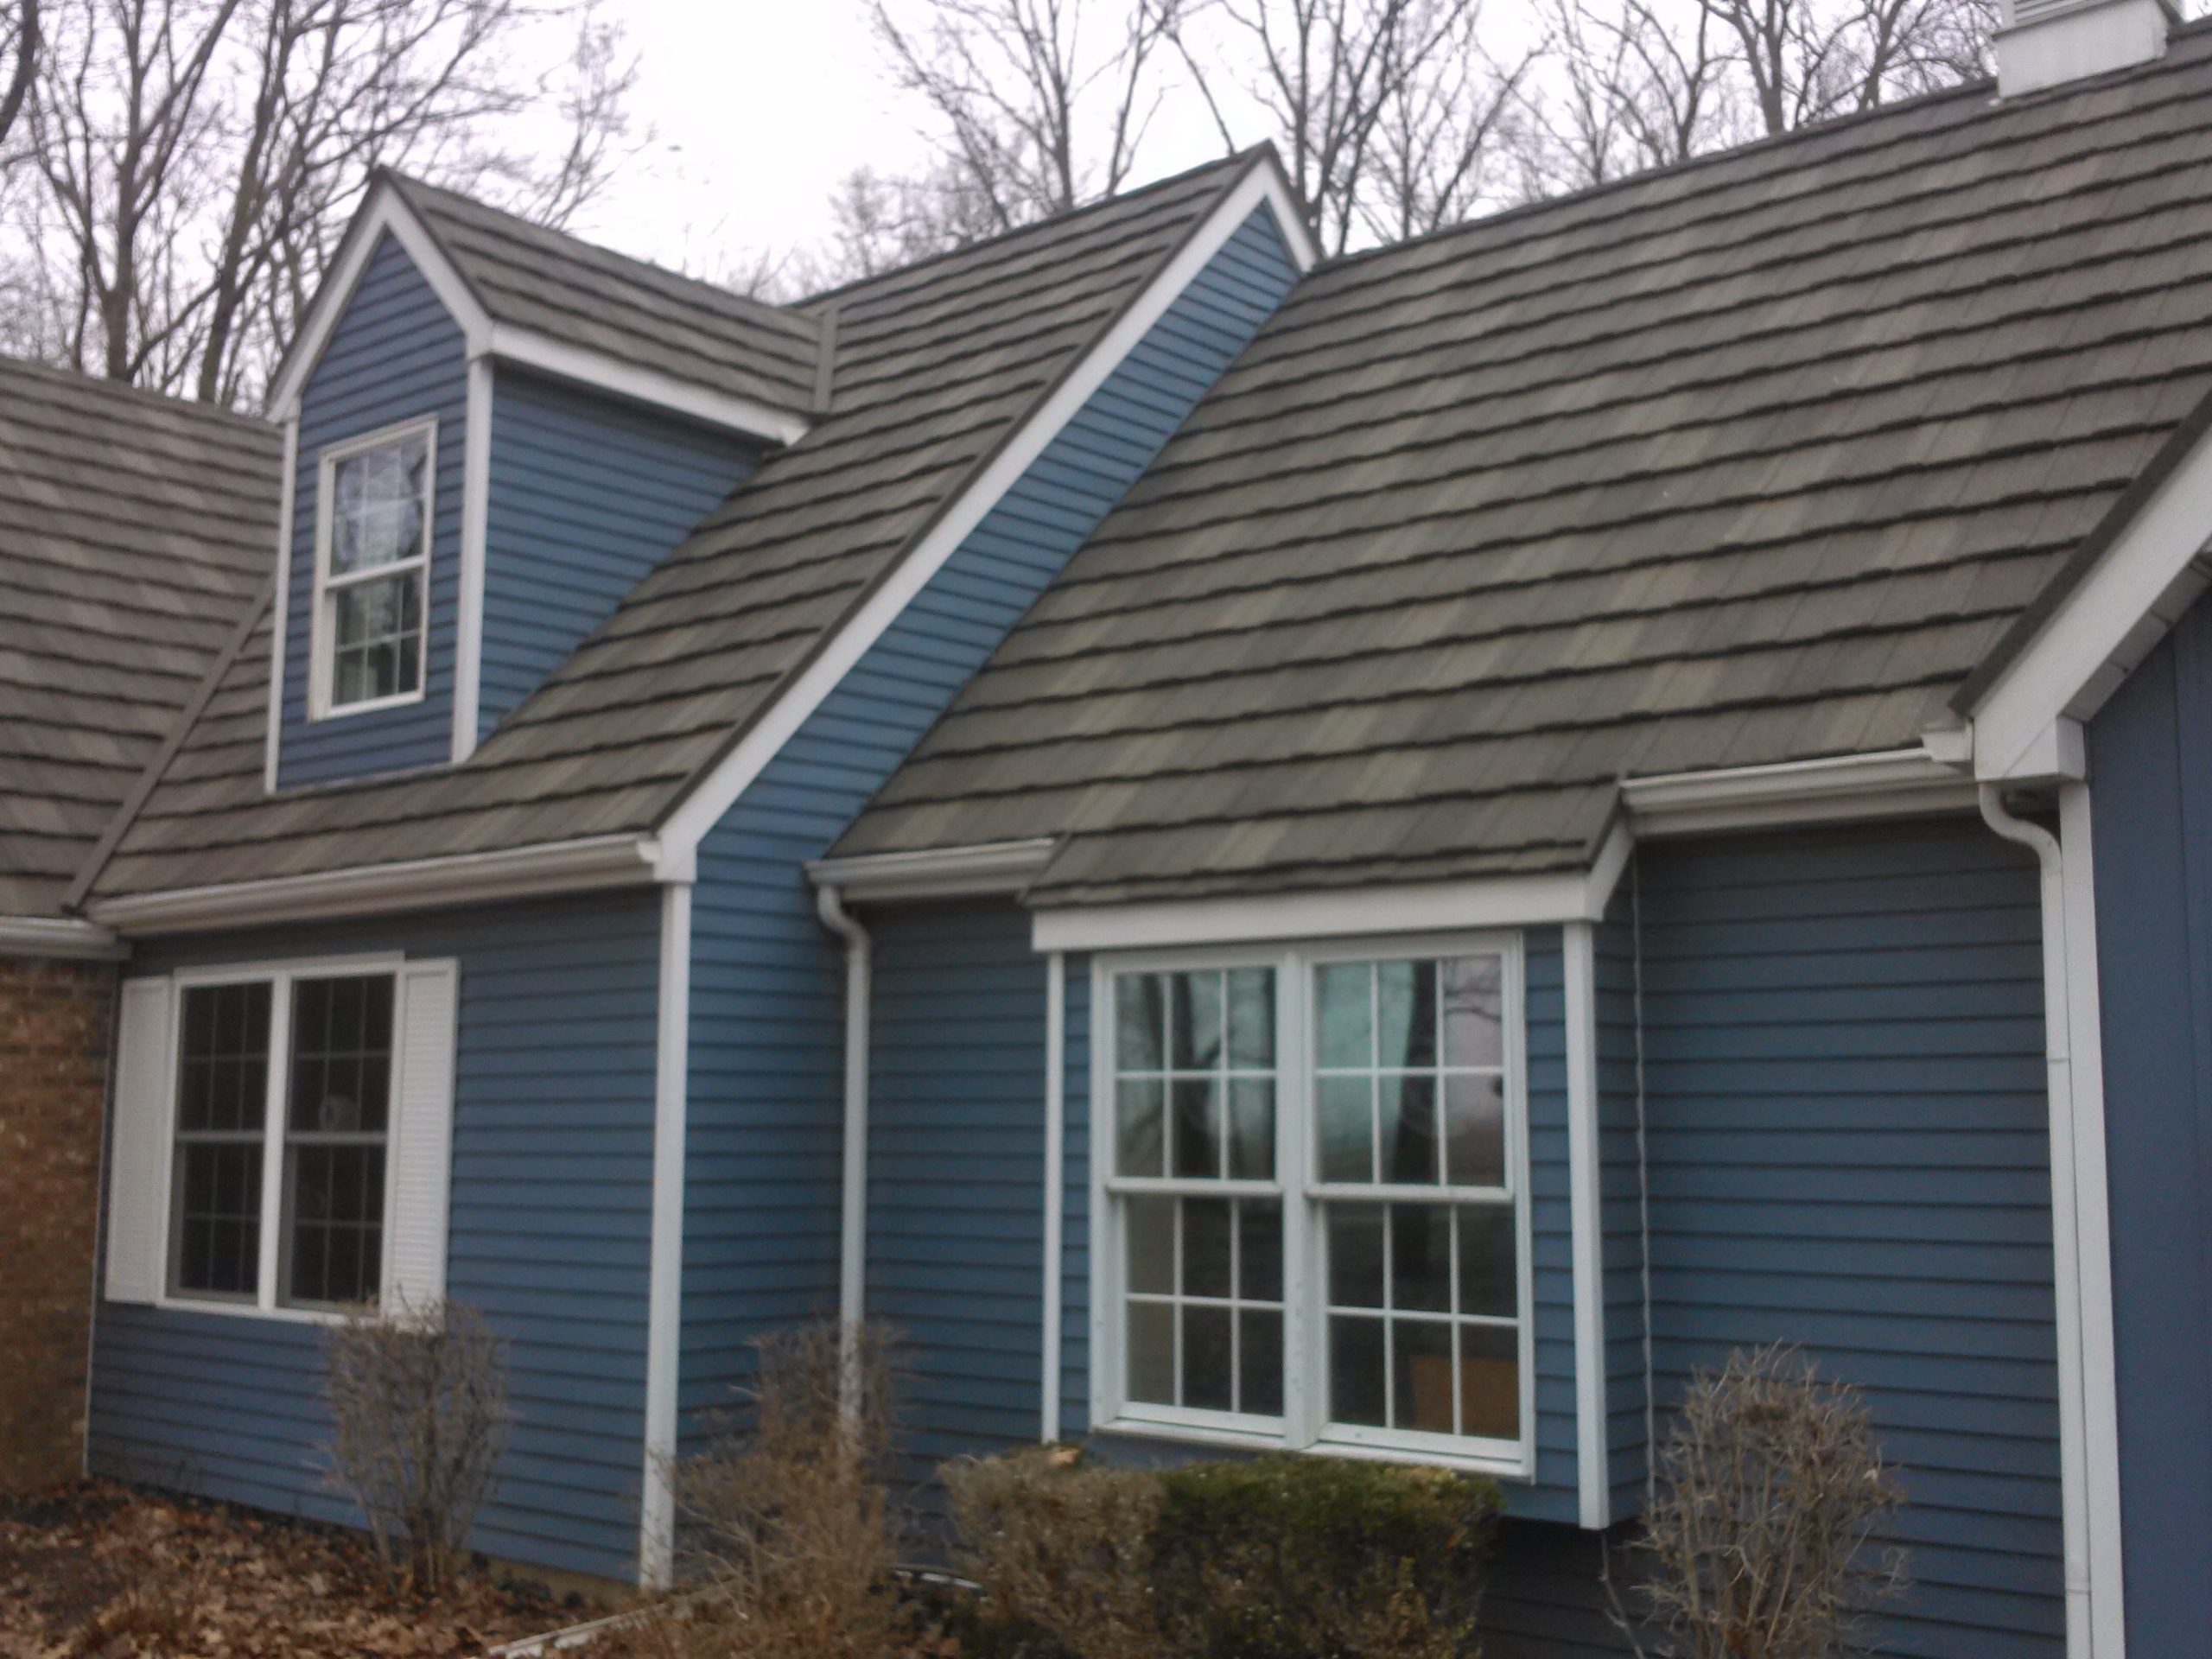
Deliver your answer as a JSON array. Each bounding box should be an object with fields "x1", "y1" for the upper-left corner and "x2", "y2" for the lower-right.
[
  {"x1": 1090, "y1": 1416, "x2": 1535, "y2": 1482},
  {"x1": 143, "y1": 1294, "x2": 352, "y2": 1327},
  {"x1": 309, "y1": 686, "x2": 428, "y2": 723}
]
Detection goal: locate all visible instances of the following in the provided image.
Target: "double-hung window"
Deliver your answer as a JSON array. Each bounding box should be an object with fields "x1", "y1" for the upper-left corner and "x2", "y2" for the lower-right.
[
  {"x1": 1098, "y1": 937, "x2": 1531, "y2": 1473},
  {"x1": 313, "y1": 421, "x2": 433, "y2": 716}
]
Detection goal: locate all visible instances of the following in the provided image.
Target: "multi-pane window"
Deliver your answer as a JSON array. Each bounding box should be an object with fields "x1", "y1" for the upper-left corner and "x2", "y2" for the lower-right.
[
  {"x1": 319, "y1": 426, "x2": 431, "y2": 712},
  {"x1": 166, "y1": 970, "x2": 396, "y2": 1309},
  {"x1": 1102, "y1": 941, "x2": 1527, "y2": 1466}
]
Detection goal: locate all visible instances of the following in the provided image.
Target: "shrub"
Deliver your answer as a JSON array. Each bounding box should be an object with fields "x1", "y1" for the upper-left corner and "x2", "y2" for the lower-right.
[
  {"x1": 323, "y1": 1299, "x2": 506, "y2": 1594},
  {"x1": 1630, "y1": 1344, "x2": 1905, "y2": 1659},
  {"x1": 947, "y1": 1446, "x2": 1503, "y2": 1659}
]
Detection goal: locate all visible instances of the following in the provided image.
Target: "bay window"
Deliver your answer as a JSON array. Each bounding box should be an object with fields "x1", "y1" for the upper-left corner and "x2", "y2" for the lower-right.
[{"x1": 1097, "y1": 937, "x2": 1531, "y2": 1472}]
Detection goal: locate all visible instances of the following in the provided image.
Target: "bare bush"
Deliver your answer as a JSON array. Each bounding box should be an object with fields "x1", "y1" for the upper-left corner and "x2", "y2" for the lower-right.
[
  {"x1": 658, "y1": 1321, "x2": 904, "y2": 1659},
  {"x1": 323, "y1": 1300, "x2": 506, "y2": 1595},
  {"x1": 1623, "y1": 1344, "x2": 1905, "y2": 1659}
]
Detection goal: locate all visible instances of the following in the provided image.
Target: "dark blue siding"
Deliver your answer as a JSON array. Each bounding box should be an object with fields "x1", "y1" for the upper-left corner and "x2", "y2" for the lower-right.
[
  {"x1": 681, "y1": 207, "x2": 1305, "y2": 1442},
  {"x1": 1638, "y1": 819, "x2": 2062, "y2": 1658},
  {"x1": 1059, "y1": 956, "x2": 1091, "y2": 1439},
  {"x1": 2086, "y1": 596, "x2": 2212, "y2": 1658},
  {"x1": 479, "y1": 371, "x2": 759, "y2": 737},
  {"x1": 1523, "y1": 929, "x2": 1582, "y2": 1523},
  {"x1": 278, "y1": 233, "x2": 466, "y2": 786},
  {"x1": 1596, "y1": 892, "x2": 1650, "y2": 1521},
  {"x1": 867, "y1": 902, "x2": 1048, "y2": 1495},
  {"x1": 88, "y1": 889, "x2": 660, "y2": 1580}
]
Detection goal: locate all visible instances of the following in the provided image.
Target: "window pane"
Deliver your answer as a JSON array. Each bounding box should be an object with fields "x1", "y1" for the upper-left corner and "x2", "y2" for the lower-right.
[
  {"x1": 289, "y1": 976, "x2": 394, "y2": 1135},
  {"x1": 1377, "y1": 959, "x2": 1438, "y2": 1069},
  {"x1": 1317, "y1": 1075, "x2": 1373, "y2": 1183},
  {"x1": 173, "y1": 1141, "x2": 262, "y2": 1297},
  {"x1": 1126, "y1": 1195, "x2": 1174, "y2": 1294},
  {"x1": 1395, "y1": 1319, "x2": 1456, "y2": 1434},
  {"x1": 1169, "y1": 972, "x2": 1222, "y2": 1071},
  {"x1": 1238, "y1": 1200, "x2": 1282, "y2": 1302},
  {"x1": 1183, "y1": 1305, "x2": 1233, "y2": 1411},
  {"x1": 1380, "y1": 1073, "x2": 1439, "y2": 1185},
  {"x1": 1239, "y1": 1309, "x2": 1284, "y2": 1416},
  {"x1": 333, "y1": 570, "x2": 423, "y2": 704},
  {"x1": 288, "y1": 1145, "x2": 385, "y2": 1305},
  {"x1": 1444, "y1": 1073, "x2": 1507, "y2": 1189},
  {"x1": 1185, "y1": 1198, "x2": 1232, "y2": 1299},
  {"x1": 1330, "y1": 1315, "x2": 1387, "y2": 1427},
  {"x1": 1128, "y1": 1301, "x2": 1174, "y2": 1405},
  {"x1": 1327, "y1": 1204, "x2": 1385, "y2": 1309},
  {"x1": 1457, "y1": 1205, "x2": 1517, "y2": 1319},
  {"x1": 1227, "y1": 1078, "x2": 1274, "y2": 1179},
  {"x1": 1390, "y1": 1205, "x2": 1452, "y2": 1313},
  {"x1": 1116, "y1": 975, "x2": 1163, "y2": 1071},
  {"x1": 177, "y1": 982, "x2": 271, "y2": 1134},
  {"x1": 1226, "y1": 968, "x2": 1274, "y2": 1069},
  {"x1": 1441, "y1": 957, "x2": 1502, "y2": 1067},
  {"x1": 1459, "y1": 1324, "x2": 1521, "y2": 1440},
  {"x1": 1316, "y1": 963, "x2": 1371, "y2": 1069},
  {"x1": 1116, "y1": 1079, "x2": 1163, "y2": 1178},
  {"x1": 1171, "y1": 1077, "x2": 1221, "y2": 1179},
  {"x1": 330, "y1": 435, "x2": 428, "y2": 574}
]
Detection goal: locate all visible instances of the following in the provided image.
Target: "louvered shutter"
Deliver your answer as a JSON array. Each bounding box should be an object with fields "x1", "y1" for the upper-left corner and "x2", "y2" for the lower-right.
[
  {"x1": 384, "y1": 959, "x2": 458, "y2": 1315},
  {"x1": 105, "y1": 977, "x2": 175, "y2": 1304}
]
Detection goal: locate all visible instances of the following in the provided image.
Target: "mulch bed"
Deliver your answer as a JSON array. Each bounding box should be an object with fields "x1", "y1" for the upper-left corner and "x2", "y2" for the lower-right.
[{"x1": 0, "y1": 1481, "x2": 590, "y2": 1658}]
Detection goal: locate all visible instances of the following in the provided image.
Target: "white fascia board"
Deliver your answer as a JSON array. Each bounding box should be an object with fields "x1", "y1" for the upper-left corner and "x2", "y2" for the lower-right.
[
  {"x1": 654, "y1": 161, "x2": 1313, "y2": 869},
  {"x1": 804, "y1": 837, "x2": 1058, "y2": 903},
  {"x1": 451, "y1": 358, "x2": 494, "y2": 764},
  {"x1": 1031, "y1": 826, "x2": 1631, "y2": 955},
  {"x1": 1974, "y1": 421, "x2": 2212, "y2": 783},
  {"x1": 486, "y1": 324, "x2": 810, "y2": 448},
  {"x1": 1562, "y1": 920, "x2": 1609, "y2": 1530},
  {"x1": 1623, "y1": 747, "x2": 1979, "y2": 836},
  {"x1": 87, "y1": 834, "x2": 661, "y2": 936},
  {"x1": 0, "y1": 916, "x2": 126, "y2": 960}
]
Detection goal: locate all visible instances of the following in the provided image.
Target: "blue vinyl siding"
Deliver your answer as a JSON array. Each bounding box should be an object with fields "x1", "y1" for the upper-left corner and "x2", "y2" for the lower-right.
[
  {"x1": 680, "y1": 207, "x2": 1304, "y2": 1441},
  {"x1": 1595, "y1": 893, "x2": 1650, "y2": 1521},
  {"x1": 1637, "y1": 819, "x2": 2062, "y2": 1658},
  {"x1": 478, "y1": 371, "x2": 760, "y2": 737},
  {"x1": 1522, "y1": 930, "x2": 1582, "y2": 1523},
  {"x1": 867, "y1": 902, "x2": 1049, "y2": 1497},
  {"x1": 2086, "y1": 594, "x2": 2212, "y2": 1659},
  {"x1": 88, "y1": 889, "x2": 660, "y2": 1581},
  {"x1": 1059, "y1": 956, "x2": 1092, "y2": 1439},
  {"x1": 278, "y1": 232, "x2": 466, "y2": 786}
]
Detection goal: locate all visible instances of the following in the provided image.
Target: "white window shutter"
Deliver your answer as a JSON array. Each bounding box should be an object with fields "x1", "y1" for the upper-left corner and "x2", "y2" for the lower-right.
[
  {"x1": 105, "y1": 977, "x2": 174, "y2": 1304},
  {"x1": 385, "y1": 958, "x2": 459, "y2": 1314}
]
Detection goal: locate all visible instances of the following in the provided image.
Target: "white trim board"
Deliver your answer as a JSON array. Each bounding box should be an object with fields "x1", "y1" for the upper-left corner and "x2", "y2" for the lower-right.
[
  {"x1": 451, "y1": 358, "x2": 494, "y2": 763},
  {"x1": 0, "y1": 916, "x2": 124, "y2": 959},
  {"x1": 639, "y1": 880, "x2": 693, "y2": 1589},
  {"x1": 1562, "y1": 920, "x2": 1610, "y2": 1530},
  {"x1": 654, "y1": 160, "x2": 1315, "y2": 870},
  {"x1": 263, "y1": 417, "x2": 299, "y2": 794}
]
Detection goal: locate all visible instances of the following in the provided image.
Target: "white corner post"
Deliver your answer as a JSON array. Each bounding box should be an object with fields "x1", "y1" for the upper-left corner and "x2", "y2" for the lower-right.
[
  {"x1": 451, "y1": 356, "x2": 493, "y2": 764},
  {"x1": 641, "y1": 879, "x2": 694, "y2": 1588},
  {"x1": 817, "y1": 886, "x2": 873, "y2": 1382},
  {"x1": 1979, "y1": 784, "x2": 2126, "y2": 1659},
  {"x1": 1041, "y1": 950, "x2": 1066, "y2": 1442},
  {"x1": 1563, "y1": 919, "x2": 1610, "y2": 1531}
]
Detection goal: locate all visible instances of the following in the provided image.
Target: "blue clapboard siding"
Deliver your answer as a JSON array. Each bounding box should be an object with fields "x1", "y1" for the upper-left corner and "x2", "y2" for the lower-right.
[
  {"x1": 278, "y1": 232, "x2": 467, "y2": 786},
  {"x1": 1480, "y1": 1520, "x2": 1639, "y2": 1659},
  {"x1": 1059, "y1": 957, "x2": 1092, "y2": 1439},
  {"x1": 2085, "y1": 594, "x2": 2212, "y2": 1659},
  {"x1": 1594, "y1": 892, "x2": 1650, "y2": 1521},
  {"x1": 866, "y1": 902, "x2": 1049, "y2": 1497},
  {"x1": 1522, "y1": 929, "x2": 1582, "y2": 1523},
  {"x1": 87, "y1": 889, "x2": 660, "y2": 1581},
  {"x1": 681, "y1": 207, "x2": 1305, "y2": 1440},
  {"x1": 478, "y1": 370, "x2": 760, "y2": 738},
  {"x1": 1637, "y1": 819, "x2": 2062, "y2": 1658}
]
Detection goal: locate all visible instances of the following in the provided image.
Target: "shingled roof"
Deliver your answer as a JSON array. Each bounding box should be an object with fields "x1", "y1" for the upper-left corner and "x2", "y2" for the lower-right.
[
  {"x1": 0, "y1": 359, "x2": 276, "y2": 918},
  {"x1": 829, "y1": 25, "x2": 2212, "y2": 905},
  {"x1": 85, "y1": 151, "x2": 1262, "y2": 899}
]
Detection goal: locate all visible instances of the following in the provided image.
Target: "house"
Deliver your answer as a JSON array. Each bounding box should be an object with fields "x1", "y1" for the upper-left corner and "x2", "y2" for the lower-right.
[{"x1": 2, "y1": 0, "x2": 2210, "y2": 1649}]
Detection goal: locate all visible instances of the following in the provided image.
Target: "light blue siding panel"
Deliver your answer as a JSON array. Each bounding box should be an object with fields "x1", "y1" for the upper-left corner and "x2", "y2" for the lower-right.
[
  {"x1": 1595, "y1": 888, "x2": 1650, "y2": 1521},
  {"x1": 278, "y1": 233, "x2": 466, "y2": 786},
  {"x1": 1637, "y1": 820, "x2": 2063, "y2": 1658},
  {"x1": 478, "y1": 371, "x2": 760, "y2": 735},
  {"x1": 1522, "y1": 928, "x2": 1582, "y2": 1523},
  {"x1": 2085, "y1": 593, "x2": 2212, "y2": 1659},
  {"x1": 681, "y1": 207, "x2": 1304, "y2": 1451},
  {"x1": 87, "y1": 889, "x2": 660, "y2": 1581}
]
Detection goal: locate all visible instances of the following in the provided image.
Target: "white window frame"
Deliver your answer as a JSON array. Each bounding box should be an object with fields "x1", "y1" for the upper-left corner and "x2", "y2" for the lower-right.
[
  {"x1": 1089, "y1": 931, "x2": 1535, "y2": 1479},
  {"x1": 156, "y1": 953, "x2": 405, "y2": 1325},
  {"x1": 308, "y1": 416, "x2": 436, "y2": 721}
]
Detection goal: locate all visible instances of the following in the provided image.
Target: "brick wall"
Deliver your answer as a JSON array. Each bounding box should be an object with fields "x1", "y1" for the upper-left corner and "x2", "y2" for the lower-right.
[{"x1": 0, "y1": 955, "x2": 115, "y2": 1491}]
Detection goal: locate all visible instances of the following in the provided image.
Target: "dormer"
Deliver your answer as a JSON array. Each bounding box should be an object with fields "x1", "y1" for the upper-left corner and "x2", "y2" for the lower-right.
[{"x1": 262, "y1": 174, "x2": 823, "y2": 791}]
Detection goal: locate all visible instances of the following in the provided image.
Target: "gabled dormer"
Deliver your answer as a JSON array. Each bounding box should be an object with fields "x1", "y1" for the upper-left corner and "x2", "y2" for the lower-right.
[{"x1": 262, "y1": 174, "x2": 821, "y2": 791}]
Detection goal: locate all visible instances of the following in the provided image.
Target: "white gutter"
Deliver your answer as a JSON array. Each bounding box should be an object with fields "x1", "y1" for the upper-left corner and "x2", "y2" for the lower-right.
[
  {"x1": 1041, "y1": 950, "x2": 1065, "y2": 1442},
  {"x1": 1623, "y1": 747, "x2": 1976, "y2": 837},
  {"x1": 816, "y1": 885, "x2": 873, "y2": 1349},
  {"x1": 803, "y1": 838, "x2": 1058, "y2": 905},
  {"x1": 1978, "y1": 784, "x2": 2126, "y2": 1659},
  {"x1": 0, "y1": 917, "x2": 125, "y2": 960}
]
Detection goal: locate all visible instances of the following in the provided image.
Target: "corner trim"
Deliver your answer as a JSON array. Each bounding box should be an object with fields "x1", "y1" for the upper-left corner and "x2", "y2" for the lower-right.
[
  {"x1": 86, "y1": 834, "x2": 663, "y2": 936},
  {"x1": 639, "y1": 879, "x2": 692, "y2": 1588},
  {"x1": 264, "y1": 417, "x2": 299, "y2": 793},
  {"x1": 804, "y1": 838, "x2": 1058, "y2": 903},
  {"x1": 0, "y1": 917, "x2": 125, "y2": 960},
  {"x1": 451, "y1": 358, "x2": 493, "y2": 762},
  {"x1": 1041, "y1": 950, "x2": 1066, "y2": 1442},
  {"x1": 1622, "y1": 747, "x2": 1978, "y2": 836},
  {"x1": 1562, "y1": 919, "x2": 1609, "y2": 1530}
]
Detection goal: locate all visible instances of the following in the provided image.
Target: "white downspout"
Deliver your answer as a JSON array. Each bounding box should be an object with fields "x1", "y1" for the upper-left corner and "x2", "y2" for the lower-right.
[
  {"x1": 817, "y1": 886, "x2": 873, "y2": 1360},
  {"x1": 1979, "y1": 785, "x2": 2108, "y2": 1657}
]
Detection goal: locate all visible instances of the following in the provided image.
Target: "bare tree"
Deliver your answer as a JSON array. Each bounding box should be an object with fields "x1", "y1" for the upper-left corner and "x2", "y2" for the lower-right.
[
  {"x1": 1518, "y1": 0, "x2": 1733, "y2": 193},
  {"x1": 1363, "y1": 0, "x2": 1534, "y2": 239},
  {"x1": 0, "y1": 0, "x2": 37, "y2": 153}
]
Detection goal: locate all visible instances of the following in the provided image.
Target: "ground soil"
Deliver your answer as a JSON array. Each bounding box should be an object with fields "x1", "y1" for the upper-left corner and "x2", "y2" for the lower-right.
[{"x1": 0, "y1": 1481, "x2": 591, "y2": 1658}]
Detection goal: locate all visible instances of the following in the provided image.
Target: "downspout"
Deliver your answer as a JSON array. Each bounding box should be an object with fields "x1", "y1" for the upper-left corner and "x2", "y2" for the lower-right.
[
  {"x1": 817, "y1": 886, "x2": 872, "y2": 1359},
  {"x1": 1979, "y1": 785, "x2": 2099, "y2": 1657}
]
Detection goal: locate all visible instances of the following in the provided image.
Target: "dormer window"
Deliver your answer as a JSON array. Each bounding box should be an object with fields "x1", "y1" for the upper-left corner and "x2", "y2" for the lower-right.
[{"x1": 312, "y1": 419, "x2": 434, "y2": 717}]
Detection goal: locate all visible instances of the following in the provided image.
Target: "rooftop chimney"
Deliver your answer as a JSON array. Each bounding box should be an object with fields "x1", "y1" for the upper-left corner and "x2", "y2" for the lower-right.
[{"x1": 1994, "y1": 0, "x2": 2176, "y2": 96}]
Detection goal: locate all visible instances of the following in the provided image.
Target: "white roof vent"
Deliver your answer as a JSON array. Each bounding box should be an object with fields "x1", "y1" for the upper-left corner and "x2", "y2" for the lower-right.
[{"x1": 1994, "y1": 0, "x2": 2175, "y2": 95}]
